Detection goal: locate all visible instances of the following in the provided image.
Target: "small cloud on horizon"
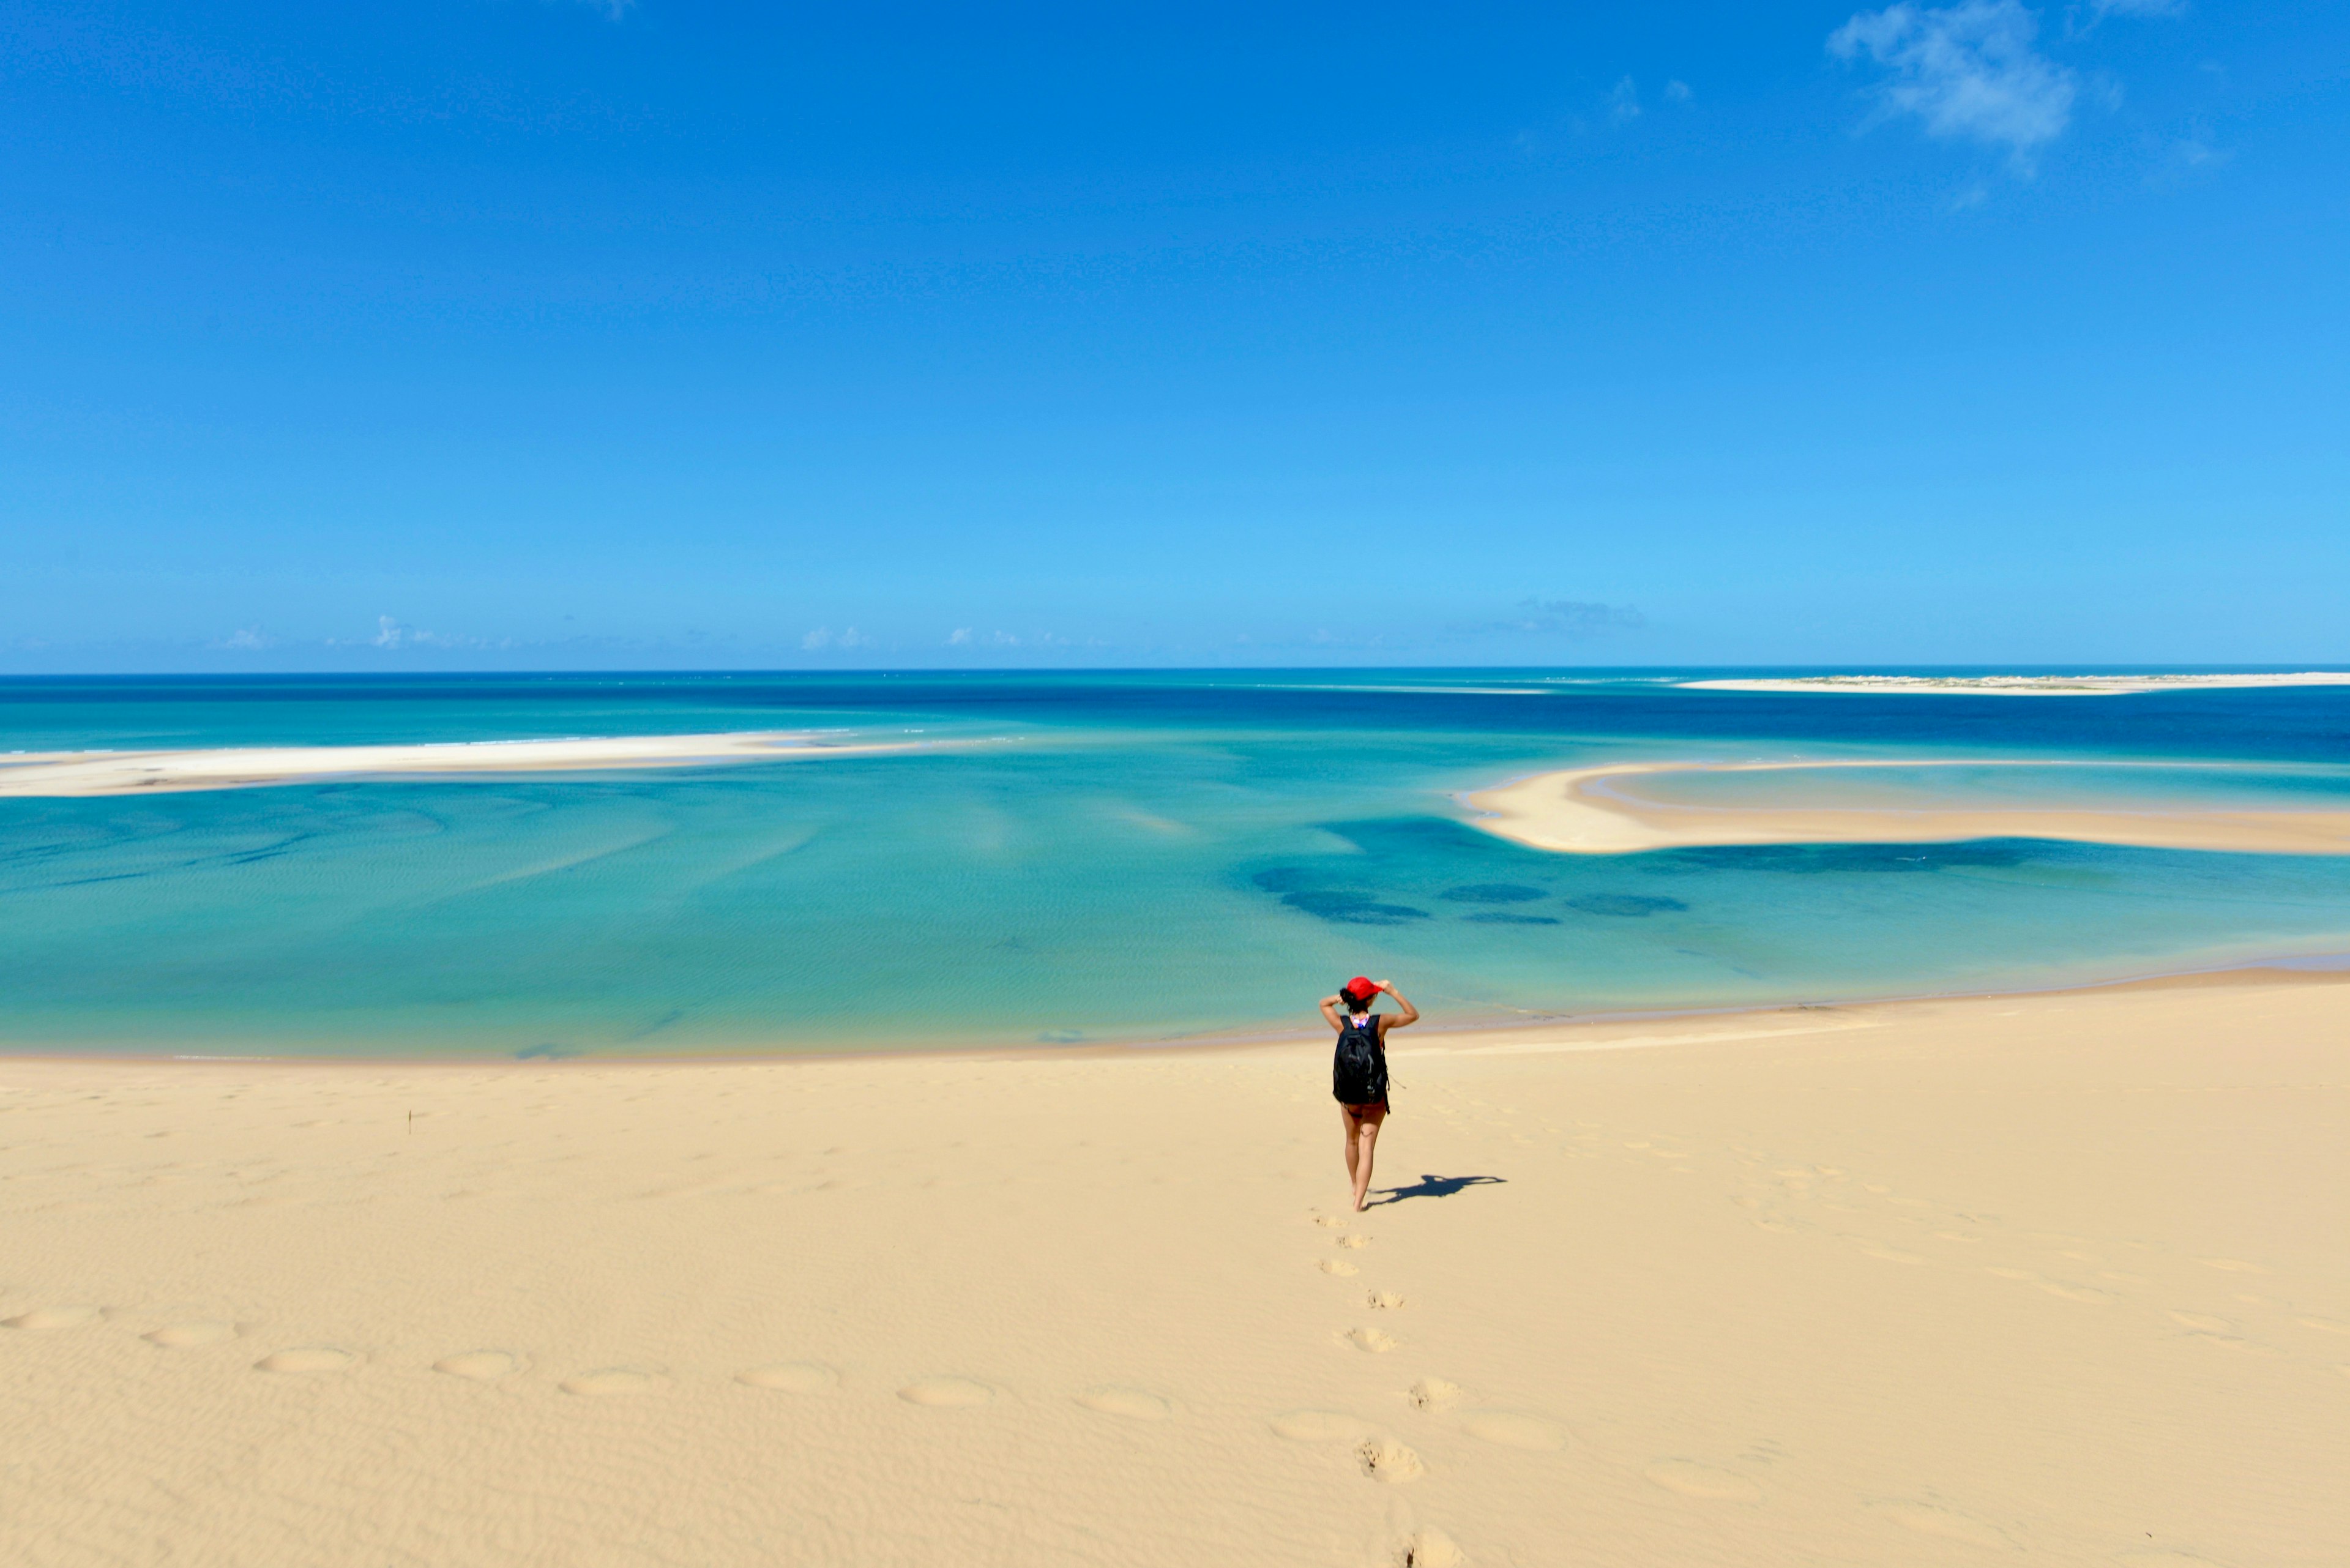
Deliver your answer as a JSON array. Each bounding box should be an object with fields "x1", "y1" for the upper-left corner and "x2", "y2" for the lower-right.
[{"x1": 1452, "y1": 599, "x2": 1646, "y2": 638}]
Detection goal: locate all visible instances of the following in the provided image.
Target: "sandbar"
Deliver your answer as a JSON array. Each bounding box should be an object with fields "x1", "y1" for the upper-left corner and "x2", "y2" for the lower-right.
[
  {"x1": 1679, "y1": 671, "x2": 2350, "y2": 696},
  {"x1": 2, "y1": 976, "x2": 2344, "y2": 1563},
  {"x1": 1466, "y1": 758, "x2": 2350, "y2": 856},
  {"x1": 0, "y1": 731, "x2": 928, "y2": 798}
]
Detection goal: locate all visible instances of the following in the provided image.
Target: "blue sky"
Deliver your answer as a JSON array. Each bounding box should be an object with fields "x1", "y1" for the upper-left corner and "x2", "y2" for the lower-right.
[{"x1": 3, "y1": 1, "x2": 2344, "y2": 670}]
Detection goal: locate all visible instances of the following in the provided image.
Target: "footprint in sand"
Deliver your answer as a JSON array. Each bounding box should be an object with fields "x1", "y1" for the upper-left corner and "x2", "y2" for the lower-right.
[
  {"x1": 1320, "y1": 1259, "x2": 1360, "y2": 1275},
  {"x1": 1271, "y1": 1409, "x2": 1375, "y2": 1442},
  {"x1": 1869, "y1": 1499, "x2": 2016, "y2": 1550},
  {"x1": 1644, "y1": 1459, "x2": 1762, "y2": 1501},
  {"x1": 1393, "y1": 1529, "x2": 1466, "y2": 1567},
  {"x1": 1076, "y1": 1386, "x2": 1173, "y2": 1420},
  {"x1": 1460, "y1": 1411, "x2": 1569, "y2": 1452},
  {"x1": 1314, "y1": 1215, "x2": 1349, "y2": 1229},
  {"x1": 1337, "y1": 1236, "x2": 1371, "y2": 1250},
  {"x1": 1357, "y1": 1437, "x2": 1424, "y2": 1483},
  {"x1": 1408, "y1": 1378, "x2": 1463, "y2": 1411},
  {"x1": 435, "y1": 1351, "x2": 527, "y2": 1381},
  {"x1": 2037, "y1": 1282, "x2": 2113, "y2": 1304},
  {"x1": 1368, "y1": 1290, "x2": 1406, "y2": 1310},
  {"x1": 256, "y1": 1347, "x2": 359, "y2": 1374},
  {"x1": 560, "y1": 1366, "x2": 667, "y2": 1396},
  {"x1": 898, "y1": 1376, "x2": 993, "y2": 1407},
  {"x1": 4, "y1": 1306, "x2": 102, "y2": 1331},
  {"x1": 1345, "y1": 1327, "x2": 1399, "y2": 1353},
  {"x1": 736, "y1": 1362, "x2": 838, "y2": 1392},
  {"x1": 146, "y1": 1321, "x2": 236, "y2": 1348}
]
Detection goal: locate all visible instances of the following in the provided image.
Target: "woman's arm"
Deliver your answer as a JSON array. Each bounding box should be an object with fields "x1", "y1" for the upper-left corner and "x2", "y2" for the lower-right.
[
  {"x1": 1319, "y1": 994, "x2": 1346, "y2": 1031},
  {"x1": 1375, "y1": 980, "x2": 1420, "y2": 1029}
]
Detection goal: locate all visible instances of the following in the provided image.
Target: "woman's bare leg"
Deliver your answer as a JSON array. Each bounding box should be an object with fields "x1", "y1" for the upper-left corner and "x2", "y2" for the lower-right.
[
  {"x1": 1338, "y1": 1104, "x2": 1362, "y2": 1192},
  {"x1": 1350, "y1": 1108, "x2": 1385, "y2": 1211}
]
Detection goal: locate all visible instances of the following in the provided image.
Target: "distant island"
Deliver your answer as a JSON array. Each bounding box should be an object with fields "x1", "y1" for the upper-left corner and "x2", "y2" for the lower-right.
[{"x1": 1679, "y1": 672, "x2": 2350, "y2": 697}]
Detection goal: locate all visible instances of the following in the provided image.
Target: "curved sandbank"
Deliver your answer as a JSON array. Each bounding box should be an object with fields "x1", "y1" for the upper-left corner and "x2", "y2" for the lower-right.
[
  {"x1": 1678, "y1": 671, "x2": 2350, "y2": 696},
  {"x1": 0, "y1": 730, "x2": 928, "y2": 798},
  {"x1": 1464, "y1": 758, "x2": 2350, "y2": 856}
]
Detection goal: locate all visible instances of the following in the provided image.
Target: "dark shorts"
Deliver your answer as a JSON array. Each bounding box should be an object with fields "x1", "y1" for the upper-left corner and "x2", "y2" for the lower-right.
[{"x1": 1340, "y1": 1099, "x2": 1389, "y2": 1120}]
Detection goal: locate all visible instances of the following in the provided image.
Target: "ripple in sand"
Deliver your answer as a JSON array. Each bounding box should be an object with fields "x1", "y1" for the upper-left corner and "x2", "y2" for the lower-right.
[
  {"x1": 256, "y1": 1347, "x2": 357, "y2": 1374},
  {"x1": 1643, "y1": 1458, "x2": 1761, "y2": 1501},
  {"x1": 1076, "y1": 1386, "x2": 1173, "y2": 1419},
  {"x1": 898, "y1": 1376, "x2": 993, "y2": 1407},
  {"x1": 146, "y1": 1321, "x2": 235, "y2": 1348},
  {"x1": 1270, "y1": 1409, "x2": 1373, "y2": 1442},
  {"x1": 435, "y1": 1351, "x2": 526, "y2": 1381},
  {"x1": 1460, "y1": 1411, "x2": 1568, "y2": 1451},
  {"x1": 1357, "y1": 1437, "x2": 1424, "y2": 1483},
  {"x1": 736, "y1": 1362, "x2": 838, "y2": 1392},
  {"x1": 561, "y1": 1366, "x2": 667, "y2": 1396},
  {"x1": 5, "y1": 1306, "x2": 102, "y2": 1331}
]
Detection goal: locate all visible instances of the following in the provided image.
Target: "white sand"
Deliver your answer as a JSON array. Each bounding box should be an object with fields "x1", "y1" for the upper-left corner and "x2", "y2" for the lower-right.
[
  {"x1": 1679, "y1": 672, "x2": 2350, "y2": 696},
  {"x1": 0, "y1": 731, "x2": 932, "y2": 798},
  {"x1": 4, "y1": 976, "x2": 2346, "y2": 1564},
  {"x1": 1466, "y1": 758, "x2": 2350, "y2": 856}
]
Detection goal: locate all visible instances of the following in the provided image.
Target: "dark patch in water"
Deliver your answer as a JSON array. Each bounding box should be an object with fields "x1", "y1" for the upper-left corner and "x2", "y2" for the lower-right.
[
  {"x1": 1439, "y1": 883, "x2": 1547, "y2": 903},
  {"x1": 1567, "y1": 894, "x2": 1689, "y2": 917},
  {"x1": 1250, "y1": 867, "x2": 1321, "y2": 893},
  {"x1": 1280, "y1": 889, "x2": 1430, "y2": 925},
  {"x1": 1463, "y1": 912, "x2": 1561, "y2": 925},
  {"x1": 514, "y1": 1042, "x2": 583, "y2": 1060}
]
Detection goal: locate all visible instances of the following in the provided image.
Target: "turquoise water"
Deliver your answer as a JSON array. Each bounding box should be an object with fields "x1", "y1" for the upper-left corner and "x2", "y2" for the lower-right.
[{"x1": 6, "y1": 671, "x2": 2350, "y2": 1057}]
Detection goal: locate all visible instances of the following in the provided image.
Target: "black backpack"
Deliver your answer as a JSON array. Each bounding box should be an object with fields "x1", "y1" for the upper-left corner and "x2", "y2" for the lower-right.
[{"x1": 1332, "y1": 1012, "x2": 1388, "y2": 1104}]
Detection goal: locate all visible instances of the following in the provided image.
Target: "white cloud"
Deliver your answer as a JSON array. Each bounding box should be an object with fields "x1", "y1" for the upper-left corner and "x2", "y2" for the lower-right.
[
  {"x1": 219, "y1": 625, "x2": 273, "y2": 651},
  {"x1": 1608, "y1": 76, "x2": 1641, "y2": 121},
  {"x1": 802, "y1": 627, "x2": 833, "y2": 651},
  {"x1": 804, "y1": 626, "x2": 873, "y2": 652},
  {"x1": 1664, "y1": 80, "x2": 1693, "y2": 102},
  {"x1": 947, "y1": 628, "x2": 972, "y2": 646},
  {"x1": 1830, "y1": 1, "x2": 2075, "y2": 166},
  {"x1": 373, "y1": 614, "x2": 405, "y2": 649}
]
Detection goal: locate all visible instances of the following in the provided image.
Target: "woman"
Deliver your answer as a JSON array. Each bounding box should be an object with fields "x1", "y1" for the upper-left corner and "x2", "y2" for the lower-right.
[{"x1": 1320, "y1": 976, "x2": 1419, "y2": 1211}]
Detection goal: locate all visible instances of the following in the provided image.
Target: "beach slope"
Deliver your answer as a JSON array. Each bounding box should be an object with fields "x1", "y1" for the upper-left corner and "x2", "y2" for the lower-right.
[{"x1": 4, "y1": 979, "x2": 2346, "y2": 1566}]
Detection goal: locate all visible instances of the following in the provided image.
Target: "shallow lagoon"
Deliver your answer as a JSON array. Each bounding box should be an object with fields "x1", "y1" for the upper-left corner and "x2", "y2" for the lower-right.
[{"x1": 6, "y1": 670, "x2": 2350, "y2": 1056}]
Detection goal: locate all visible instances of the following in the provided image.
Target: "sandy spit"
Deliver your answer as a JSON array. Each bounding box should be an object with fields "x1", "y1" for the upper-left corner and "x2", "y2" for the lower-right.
[
  {"x1": 1465, "y1": 758, "x2": 2350, "y2": 856},
  {"x1": 1679, "y1": 671, "x2": 2350, "y2": 696},
  {"x1": 2, "y1": 979, "x2": 2346, "y2": 1565},
  {"x1": 0, "y1": 731, "x2": 940, "y2": 798}
]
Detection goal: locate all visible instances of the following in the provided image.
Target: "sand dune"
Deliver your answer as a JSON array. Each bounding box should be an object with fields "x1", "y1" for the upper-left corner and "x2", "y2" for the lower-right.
[
  {"x1": 0, "y1": 731, "x2": 933, "y2": 797},
  {"x1": 3, "y1": 976, "x2": 2346, "y2": 1564},
  {"x1": 1466, "y1": 758, "x2": 2350, "y2": 856},
  {"x1": 1679, "y1": 671, "x2": 2350, "y2": 696}
]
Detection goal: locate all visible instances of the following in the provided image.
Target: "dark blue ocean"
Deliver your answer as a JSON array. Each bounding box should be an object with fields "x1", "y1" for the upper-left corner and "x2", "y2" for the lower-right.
[{"x1": 6, "y1": 670, "x2": 2349, "y2": 1056}]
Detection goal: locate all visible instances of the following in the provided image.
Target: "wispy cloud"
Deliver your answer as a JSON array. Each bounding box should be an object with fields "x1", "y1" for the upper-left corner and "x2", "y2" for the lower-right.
[
  {"x1": 802, "y1": 627, "x2": 873, "y2": 651},
  {"x1": 1830, "y1": 1, "x2": 2075, "y2": 168},
  {"x1": 1452, "y1": 599, "x2": 1646, "y2": 638},
  {"x1": 1664, "y1": 80, "x2": 1693, "y2": 103},
  {"x1": 1608, "y1": 77, "x2": 1642, "y2": 122},
  {"x1": 217, "y1": 625, "x2": 274, "y2": 651}
]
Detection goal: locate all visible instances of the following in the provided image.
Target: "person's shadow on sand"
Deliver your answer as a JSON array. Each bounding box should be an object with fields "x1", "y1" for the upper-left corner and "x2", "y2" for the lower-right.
[{"x1": 1368, "y1": 1173, "x2": 1505, "y2": 1206}]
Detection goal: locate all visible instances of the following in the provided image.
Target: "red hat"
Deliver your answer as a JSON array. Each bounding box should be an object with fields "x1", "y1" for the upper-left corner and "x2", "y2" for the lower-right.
[{"x1": 1346, "y1": 977, "x2": 1379, "y2": 1002}]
